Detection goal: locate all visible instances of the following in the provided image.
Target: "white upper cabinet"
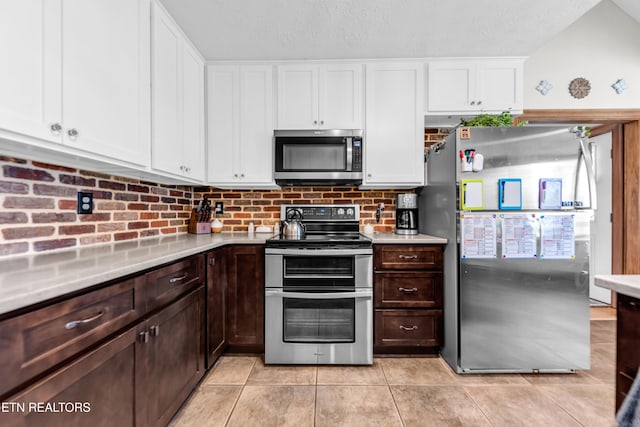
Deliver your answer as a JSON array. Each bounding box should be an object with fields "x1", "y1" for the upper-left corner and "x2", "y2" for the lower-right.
[
  {"x1": 363, "y1": 62, "x2": 424, "y2": 189},
  {"x1": 277, "y1": 63, "x2": 362, "y2": 129},
  {"x1": 62, "y1": 0, "x2": 151, "y2": 165},
  {"x1": 426, "y1": 59, "x2": 523, "y2": 114},
  {"x1": 207, "y1": 65, "x2": 276, "y2": 188},
  {"x1": 152, "y1": 1, "x2": 205, "y2": 181},
  {"x1": 0, "y1": 0, "x2": 61, "y2": 144},
  {"x1": 0, "y1": 0, "x2": 151, "y2": 167}
]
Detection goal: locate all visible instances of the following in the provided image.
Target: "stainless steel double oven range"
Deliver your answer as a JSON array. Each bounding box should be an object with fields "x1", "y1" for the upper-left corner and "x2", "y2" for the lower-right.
[{"x1": 265, "y1": 204, "x2": 373, "y2": 365}]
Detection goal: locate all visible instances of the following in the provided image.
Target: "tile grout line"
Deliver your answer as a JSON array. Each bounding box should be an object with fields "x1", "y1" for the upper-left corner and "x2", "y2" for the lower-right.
[
  {"x1": 460, "y1": 386, "x2": 498, "y2": 427},
  {"x1": 314, "y1": 366, "x2": 318, "y2": 427},
  {"x1": 533, "y1": 385, "x2": 587, "y2": 427},
  {"x1": 379, "y1": 359, "x2": 406, "y2": 427},
  {"x1": 223, "y1": 356, "x2": 258, "y2": 427}
]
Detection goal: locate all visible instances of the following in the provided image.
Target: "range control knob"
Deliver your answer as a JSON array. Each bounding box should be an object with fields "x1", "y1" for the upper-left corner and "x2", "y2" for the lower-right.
[
  {"x1": 337, "y1": 208, "x2": 345, "y2": 216},
  {"x1": 346, "y1": 208, "x2": 354, "y2": 217}
]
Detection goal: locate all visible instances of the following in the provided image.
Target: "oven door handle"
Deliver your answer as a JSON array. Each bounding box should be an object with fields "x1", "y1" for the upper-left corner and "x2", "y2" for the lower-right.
[
  {"x1": 266, "y1": 248, "x2": 372, "y2": 256},
  {"x1": 265, "y1": 289, "x2": 372, "y2": 300}
]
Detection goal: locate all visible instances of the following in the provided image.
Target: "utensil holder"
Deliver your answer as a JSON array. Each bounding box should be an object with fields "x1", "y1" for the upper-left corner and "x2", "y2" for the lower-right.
[{"x1": 188, "y1": 209, "x2": 211, "y2": 234}]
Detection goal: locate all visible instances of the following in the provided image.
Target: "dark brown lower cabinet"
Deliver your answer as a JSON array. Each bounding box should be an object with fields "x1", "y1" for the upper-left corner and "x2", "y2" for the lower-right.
[
  {"x1": 5, "y1": 287, "x2": 205, "y2": 427},
  {"x1": 616, "y1": 293, "x2": 640, "y2": 410},
  {"x1": 206, "y1": 248, "x2": 226, "y2": 368},
  {"x1": 226, "y1": 245, "x2": 264, "y2": 353},
  {"x1": 7, "y1": 325, "x2": 142, "y2": 427},
  {"x1": 145, "y1": 286, "x2": 205, "y2": 427},
  {"x1": 375, "y1": 309, "x2": 443, "y2": 349},
  {"x1": 373, "y1": 244, "x2": 444, "y2": 355}
]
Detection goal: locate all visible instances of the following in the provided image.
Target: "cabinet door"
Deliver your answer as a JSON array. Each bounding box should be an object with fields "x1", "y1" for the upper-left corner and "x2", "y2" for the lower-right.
[
  {"x1": 227, "y1": 245, "x2": 264, "y2": 352},
  {"x1": 181, "y1": 41, "x2": 205, "y2": 181},
  {"x1": 7, "y1": 325, "x2": 144, "y2": 427},
  {"x1": 319, "y1": 64, "x2": 363, "y2": 129},
  {"x1": 0, "y1": 276, "x2": 145, "y2": 398},
  {"x1": 61, "y1": 0, "x2": 150, "y2": 166},
  {"x1": 426, "y1": 61, "x2": 475, "y2": 113},
  {"x1": 206, "y1": 249, "x2": 227, "y2": 367},
  {"x1": 151, "y1": 3, "x2": 182, "y2": 176},
  {"x1": 0, "y1": 0, "x2": 61, "y2": 143},
  {"x1": 146, "y1": 287, "x2": 205, "y2": 427},
  {"x1": 239, "y1": 65, "x2": 274, "y2": 184},
  {"x1": 364, "y1": 63, "x2": 424, "y2": 187},
  {"x1": 475, "y1": 60, "x2": 523, "y2": 113},
  {"x1": 207, "y1": 66, "x2": 239, "y2": 183},
  {"x1": 277, "y1": 64, "x2": 318, "y2": 129}
]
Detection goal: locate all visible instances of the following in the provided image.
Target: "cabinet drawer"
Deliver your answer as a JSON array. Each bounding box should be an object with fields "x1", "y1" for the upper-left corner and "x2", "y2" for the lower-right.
[
  {"x1": 374, "y1": 309, "x2": 442, "y2": 348},
  {"x1": 375, "y1": 271, "x2": 442, "y2": 308},
  {"x1": 146, "y1": 256, "x2": 204, "y2": 312},
  {"x1": 0, "y1": 276, "x2": 145, "y2": 398},
  {"x1": 374, "y1": 245, "x2": 443, "y2": 270}
]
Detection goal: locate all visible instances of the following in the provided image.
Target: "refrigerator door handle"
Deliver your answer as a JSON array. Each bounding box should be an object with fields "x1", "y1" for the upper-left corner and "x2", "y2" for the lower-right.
[{"x1": 577, "y1": 138, "x2": 597, "y2": 210}]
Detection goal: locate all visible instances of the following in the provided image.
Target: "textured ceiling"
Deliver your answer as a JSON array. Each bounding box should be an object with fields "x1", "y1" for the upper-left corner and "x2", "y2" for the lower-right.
[{"x1": 159, "y1": 0, "x2": 633, "y2": 61}]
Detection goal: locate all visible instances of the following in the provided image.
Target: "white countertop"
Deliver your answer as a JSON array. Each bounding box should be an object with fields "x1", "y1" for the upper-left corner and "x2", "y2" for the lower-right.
[
  {"x1": 0, "y1": 231, "x2": 447, "y2": 317},
  {"x1": 368, "y1": 232, "x2": 447, "y2": 244},
  {"x1": 595, "y1": 275, "x2": 640, "y2": 300}
]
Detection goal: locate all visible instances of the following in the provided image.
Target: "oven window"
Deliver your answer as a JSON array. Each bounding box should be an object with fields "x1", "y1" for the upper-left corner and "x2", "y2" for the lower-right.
[
  {"x1": 283, "y1": 256, "x2": 355, "y2": 289},
  {"x1": 276, "y1": 138, "x2": 347, "y2": 171},
  {"x1": 284, "y1": 256, "x2": 353, "y2": 276},
  {"x1": 282, "y1": 298, "x2": 355, "y2": 343}
]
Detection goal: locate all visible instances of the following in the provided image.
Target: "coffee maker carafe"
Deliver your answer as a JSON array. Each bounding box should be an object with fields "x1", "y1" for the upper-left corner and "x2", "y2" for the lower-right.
[{"x1": 395, "y1": 193, "x2": 418, "y2": 235}]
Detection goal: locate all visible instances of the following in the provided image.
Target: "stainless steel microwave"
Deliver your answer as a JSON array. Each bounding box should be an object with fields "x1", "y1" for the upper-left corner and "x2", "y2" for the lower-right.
[{"x1": 274, "y1": 129, "x2": 363, "y2": 186}]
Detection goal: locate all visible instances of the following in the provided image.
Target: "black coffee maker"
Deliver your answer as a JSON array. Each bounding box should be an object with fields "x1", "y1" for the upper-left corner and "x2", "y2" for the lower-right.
[{"x1": 395, "y1": 193, "x2": 418, "y2": 235}]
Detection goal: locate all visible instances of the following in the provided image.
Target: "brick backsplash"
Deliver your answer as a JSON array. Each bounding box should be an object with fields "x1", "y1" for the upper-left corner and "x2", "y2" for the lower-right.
[
  {"x1": 193, "y1": 187, "x2": 411, "y2": 233},
  {"x1": 0, "y1": 128, "x2": 449, "y2": 257},
  {"x1": 0, "y1": 156, "x2": 192, "y2": 257}
]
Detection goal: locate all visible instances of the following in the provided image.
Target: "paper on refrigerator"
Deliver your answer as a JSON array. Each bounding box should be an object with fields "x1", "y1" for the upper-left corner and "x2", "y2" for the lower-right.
[
  {"x1": 540, "y1": 214, "x2": 576, "y2": 259},
  {"x1": 460, "y1": 213, "x2": 497, "y2": 259},
  {"x1": 501, "y1": 213, "x2": 537, "y2": 259}
]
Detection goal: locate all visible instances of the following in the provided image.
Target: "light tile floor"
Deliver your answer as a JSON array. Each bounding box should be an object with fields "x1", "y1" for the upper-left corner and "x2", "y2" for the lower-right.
[{"x1": 171, "y1": 318, "x2": 617, "y2": 427}]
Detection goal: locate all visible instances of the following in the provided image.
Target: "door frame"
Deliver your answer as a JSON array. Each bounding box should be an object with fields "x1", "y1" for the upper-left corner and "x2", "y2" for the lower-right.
[{"x1": 516, "y1": 109, "x2": 640, "y2": 283}]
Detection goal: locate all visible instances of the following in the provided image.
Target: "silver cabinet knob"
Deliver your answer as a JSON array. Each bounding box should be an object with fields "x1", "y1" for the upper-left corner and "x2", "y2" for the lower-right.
[
  {"x1": 50, "y1": 123, "x2": 62, "y2": 134},
  {"x1": 186, "y1": 167, "x2": 191, "y2": 173},
  {"x1": 234, "y1": 174, "x2": 239, "y2": 179},
  {"x1": 313, "y1": 120, "x2": 318, "y2": 125},
  {"x1": 179, "y1": 165, "x2": 185, "y2": 171},
  {"x1": 367, "y1": 173, "x2": 372, "y2": 178},
  {"x1": 240, "y1": 173, "x2": 245, "y2": 179},
  {"x1": 470, "y1": 101, "x2": 476, "y2": 106},
  {"x1": 320, "y1": 120, "x2": 324, "y2": 125},
  {"x1": 477, "y1": 100, "x2": 482, "y2": 105},
  {"x1": 67, "y1": 128, "x2": 79, "y2": 138}
]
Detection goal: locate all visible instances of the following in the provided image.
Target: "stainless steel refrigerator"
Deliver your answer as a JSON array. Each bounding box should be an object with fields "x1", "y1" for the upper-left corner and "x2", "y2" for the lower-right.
[{"x1": 419, "y1": 126, "x2": 594, "y2": 373}]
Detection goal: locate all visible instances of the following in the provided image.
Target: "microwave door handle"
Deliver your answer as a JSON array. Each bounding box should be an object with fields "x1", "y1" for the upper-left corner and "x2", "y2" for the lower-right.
[
  {"x1": 265, "y1": 289, "x2": 372, "y2": 300},
  {"x1": 346, "y1": 137, "x2": 353, "y2": 171}
]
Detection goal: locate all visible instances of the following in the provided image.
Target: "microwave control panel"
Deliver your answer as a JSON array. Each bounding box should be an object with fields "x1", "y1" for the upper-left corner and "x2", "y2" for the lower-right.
[{"x1": 352, "y1": 139, "x2": 362, "y2": 171}]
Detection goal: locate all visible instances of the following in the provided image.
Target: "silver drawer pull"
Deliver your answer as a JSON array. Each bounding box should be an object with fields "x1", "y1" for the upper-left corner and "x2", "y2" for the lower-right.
[
  {"x1": 169, "y1": 273, "x2": 189, "y2": 284},
  {"x1": 150, "y1": 325, "x2": 160, "y2": 337},
  {"x1": 628, "y1": 301, "x2": 638, "y2": 308},
  {"x1": 398, "y1": 255, "x2": 418, "y2": 260},
  {"x1": 398, "y1": 287, "x2": 418, "y2": 293},
  {"x1": 399, "y1": 325, "x2": 418, "y2": 331},
  {"x1": 65, "y1": 310, "x2": 105, "y2": 330}
]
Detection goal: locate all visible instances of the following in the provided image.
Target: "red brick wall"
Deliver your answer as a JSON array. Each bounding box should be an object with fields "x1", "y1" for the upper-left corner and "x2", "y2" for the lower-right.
[
  {"x1": 425, "y1": 127, "x2": 451, "y2": 146},
  {"x1": 0, "y1": 156, "x2": 192, "y2": 257},
  {"x1": 0, "y1": 128, "x2": 449, "y2": 257},
  {"x1": 193, "y1": 187, "x2": 409, "y2": 233}
]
